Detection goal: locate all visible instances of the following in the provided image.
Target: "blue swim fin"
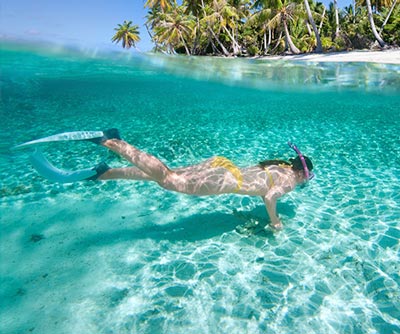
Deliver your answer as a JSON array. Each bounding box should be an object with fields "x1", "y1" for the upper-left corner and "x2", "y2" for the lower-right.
[
  {"x1": 29, "y1": 149, "x2": 98, "y2": 183},
  {"x1": 12, "y1": 131, "x2": 104, "y2": 150},
  {"x1": 12, "y1": 129, "x2": 121, "y2": 150}
]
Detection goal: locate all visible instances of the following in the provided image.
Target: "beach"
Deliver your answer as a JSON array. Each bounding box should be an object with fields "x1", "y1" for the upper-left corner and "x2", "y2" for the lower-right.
[{"x1": 261, "y1": 49, "x2": 400, "y2": 64}]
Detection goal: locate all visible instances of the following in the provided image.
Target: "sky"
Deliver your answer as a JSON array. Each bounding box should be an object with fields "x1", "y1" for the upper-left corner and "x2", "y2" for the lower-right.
[
  {"x1": 0, "y1": 0, "x2": 351, "y2": 53},
  {"x1": 0, "y1": 0, "x2": 153, "y2": 52}
]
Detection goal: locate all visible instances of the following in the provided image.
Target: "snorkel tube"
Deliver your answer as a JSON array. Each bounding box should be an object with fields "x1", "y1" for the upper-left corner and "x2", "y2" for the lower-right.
[{"x1": 288, "y1": 141, "x2": 314, "y2": 181}]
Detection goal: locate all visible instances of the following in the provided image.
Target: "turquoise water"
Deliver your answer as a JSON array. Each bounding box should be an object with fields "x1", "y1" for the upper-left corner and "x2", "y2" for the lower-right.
[{"x1": 1, "y1": 44, "x2": 400, "y2": 334}]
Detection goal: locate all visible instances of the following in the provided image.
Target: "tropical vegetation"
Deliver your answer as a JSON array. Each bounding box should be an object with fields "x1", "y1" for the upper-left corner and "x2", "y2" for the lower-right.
[
  {"x1": 112, "y1": 20, "x2": 141, "y2": 49},
  {"x1": 113, "y1": 0, "x2": 399, "y2": 56}
]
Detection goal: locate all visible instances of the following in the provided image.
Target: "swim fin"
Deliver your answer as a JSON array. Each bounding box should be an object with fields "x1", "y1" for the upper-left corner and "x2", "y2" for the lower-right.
[
  {"x1": 29, "y1": 149, "x2": 110, "y2": 183},
  {"x1": 86, "y1": 128, "x2": 121, "y2": 145},
  {"x1": 12, "y1": 129, "x2": 121, "y2": 150}
]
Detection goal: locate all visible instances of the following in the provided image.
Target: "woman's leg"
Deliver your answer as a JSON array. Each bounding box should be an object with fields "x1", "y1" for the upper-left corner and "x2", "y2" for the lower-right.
[
  {"x1": 100, "y1": 139, "x2": 237, "y2": 195},
  {"x1": 101, "y1": 139, "x2": 172, "y2": 184},
  {"x1": 98, "y1": 166, "x2": 154, "y2": 181}
]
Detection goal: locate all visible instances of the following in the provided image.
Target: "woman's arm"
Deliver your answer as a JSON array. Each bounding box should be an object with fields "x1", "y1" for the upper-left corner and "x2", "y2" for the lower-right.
[
  {"x1": 262, "y1": 169, "x2": 298, "y2": 231},
  {"x1": 262, "y1": 193, "x2": 283, "y2": 230}
]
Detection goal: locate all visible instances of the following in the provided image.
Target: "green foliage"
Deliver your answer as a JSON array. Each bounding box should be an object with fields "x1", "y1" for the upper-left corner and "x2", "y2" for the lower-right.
[
  {"x1": 376, "y1": 4, "x2": 400, "y2": 45},
  {"x1": 333, "y1": 35, "x2": 349, "y2": 50},
  {"x1": 134, "y1": 0, "x2": 400, "y2": 55},
  {"x1": 247, "y1": 44, "x2": 260, "y2": 55},
  {"x1": 321, "y1": 36, "x2": 334, "y2": 50},
  {"x1": 339, "y1": 6, "x2": 374, "y2": 48},
  {"x1": 111, "y1": 21, "x2": 141, "y2": 49}
]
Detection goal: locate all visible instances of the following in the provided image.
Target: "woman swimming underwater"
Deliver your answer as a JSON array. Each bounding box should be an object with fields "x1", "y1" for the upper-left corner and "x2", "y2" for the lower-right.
[{"x1": 14, "y1": 129, "x2": 314, "y2": 231}]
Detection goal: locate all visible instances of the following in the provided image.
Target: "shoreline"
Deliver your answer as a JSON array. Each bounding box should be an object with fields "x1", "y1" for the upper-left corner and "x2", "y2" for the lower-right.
[
  {"x1": 2, "y1": 39, "x2": 400, "y2": 65},
  {"x1": 255, "y1": 49, "x2": 400, "y2": 65}
]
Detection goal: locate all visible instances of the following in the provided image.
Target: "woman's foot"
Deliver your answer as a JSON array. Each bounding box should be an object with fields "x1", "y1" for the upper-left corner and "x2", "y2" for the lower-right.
[
  {"x1": 89, "y1": 128, "x2": 121, "y2": 145},
  {"x1": 86, "y1": 162, "x2": 111, "y2": 180}
]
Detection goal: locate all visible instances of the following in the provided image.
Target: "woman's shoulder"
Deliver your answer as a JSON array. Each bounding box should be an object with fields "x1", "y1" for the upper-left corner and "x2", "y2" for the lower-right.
[
  {"x1": 243, "y1": 163, "x2": 291, "y2": 176},
  {"x1": 262, "y1": 164, "x2": 292, "y2": 172}
]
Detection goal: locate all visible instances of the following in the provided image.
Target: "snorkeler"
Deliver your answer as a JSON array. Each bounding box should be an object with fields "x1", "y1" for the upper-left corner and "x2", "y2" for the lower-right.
[{"x1": 13, "y1": 129, "x2": 314, "y2": 231}]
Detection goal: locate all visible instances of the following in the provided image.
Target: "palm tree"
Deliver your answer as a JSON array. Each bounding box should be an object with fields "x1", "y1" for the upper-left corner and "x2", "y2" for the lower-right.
[
  {"x1": 269, "y1": 0, "x2": 301, "y2": 54},
  {"x1": 247, "y1": 7, "x2": 274, "y2": 54},
  {"x1": 145, "y1": 0, "x2": 175, "y2": 12},
  {"x1": 111, "y1": 21, "x2": 141, "y2": 49},
  {"x1": 184, "y1": 0, "x2": 204, "y2": 17},
  {"x1": 146, "y1": 8, "x2": 164, "y2": 52},
  {"x1": 228, "y1": 0, "x2": 252, "y2": 54},
  {"x1": 153, "y1": 7, "x2": 195, "y2": 55},
  {"x1": 210, "y1": 0, "x2": 242, "y2": 54},
  {"x1": 333, "y1": 0, "x2": 340, "y2": 36},
  {"x1": 365, "y1": 0, "x2": 387, "y2": 46},
  {"x1": 314, "y1": 2, "x2": 326, "y2": 34},
  {"x1": 378, "y1": 0, "x2": 399, "y2": 34},
  {"x1": 341, "y1": 4, "x2": 370, "y2": 44},
  {"x1": 183, "y1": 0, "x2": 211, "y2": 55},
  {"x1": 139, "y1": 0, "x2": 397, "y2": 55},
  {"x1": 303, "y1": 0, "x2": 323, "y2": 52},
  {"x1": 200, "y1": 2, "x2": 231, "y2": 56},
  {"x1": 382, "y1": 4, "x2": 400, "y2": 44},
  {"x1": 357, "y1": 0, "x2": 393, "y2": 12}
]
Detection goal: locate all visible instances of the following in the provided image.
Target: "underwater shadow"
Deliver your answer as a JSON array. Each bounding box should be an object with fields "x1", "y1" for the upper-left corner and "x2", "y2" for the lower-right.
[
  {"x1": 138, "y1": 211, "x2": 243, "y2": 242},
  {"x1": 73, "y1": 201, "x2": 296, "y2": 250},
  {"x1": 75, "y1": 212, "x2": 241, "y2": 250}
]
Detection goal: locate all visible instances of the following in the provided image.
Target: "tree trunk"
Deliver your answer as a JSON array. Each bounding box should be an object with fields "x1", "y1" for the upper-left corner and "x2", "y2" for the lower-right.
[
  {"x1": 232, "y1": 27, "x2": 240, "y2": 55},
  {"x1": 263, "y1": 31, "x2": 267, "y2": 53},
  {"x1": 306, "y1": 22, "x2": 313, "y2": 36},
  {"x1": 366, "y1": 0, "x2": 387, "y2": 47},
  {"x1": 208, "y1": 27, "x2": 230, "y2": 56},
  {"x1": 283, "y1": 19, "x2": 300, "y2": 54},
  {"x1": 145, "y1": 23, "x2": 159, "y2": 52},
  {"x1": 223, "y1": 26, "x2": 240, "y2": 55},
  {"x1": 271, "y1": 31, "x2": 283, "y2": 54},
  {"x1": 179, "y1": 32, "x2": 191, "y2": 55},
  {"x1": 268, "y1": 27, "x2": 272, "y2": 50},
  {"x1": 334, "y1": 0, "x2": 340, "y2": 37},
  {"x1": 192, "y1": 18, "x2": 201, "y2": 54},
  {"x1": 208, "y1": 37, "x2": 218, "y2": 54},
  {"x1": 379, "y1": 0, "x2": 397, "y2": 34},
  {"x1": 318, "y1": 7, "x2": 325, "y2": 34},
  {"x1": 304, "y1": 0, "x2": 323, "y2": 52}
]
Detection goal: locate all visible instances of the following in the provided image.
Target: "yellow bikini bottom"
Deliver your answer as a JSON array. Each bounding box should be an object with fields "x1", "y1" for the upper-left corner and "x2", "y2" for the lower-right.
[{"x1": 210, "y1": 156, "x2": 243, "y2": 192}]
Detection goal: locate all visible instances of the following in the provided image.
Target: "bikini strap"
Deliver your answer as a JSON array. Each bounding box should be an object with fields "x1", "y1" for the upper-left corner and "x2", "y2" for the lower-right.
[{"x1": 264, "y1": 167, "x2": 275, "y2": 188}]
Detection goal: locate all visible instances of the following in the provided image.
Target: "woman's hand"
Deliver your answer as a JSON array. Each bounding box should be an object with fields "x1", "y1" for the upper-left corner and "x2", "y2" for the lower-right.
[{"x1": 269, "y1": 220, "x2": 283, "y2": 231}]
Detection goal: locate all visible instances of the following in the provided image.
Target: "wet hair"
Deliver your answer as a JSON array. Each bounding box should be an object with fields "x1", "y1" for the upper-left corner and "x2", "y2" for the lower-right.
[
  {"x1": 291, "y1": 156, "x2": 313, "y2": 172},
  {"x1": 259, "y1": 156, "x2": 313, "y2": 172}
]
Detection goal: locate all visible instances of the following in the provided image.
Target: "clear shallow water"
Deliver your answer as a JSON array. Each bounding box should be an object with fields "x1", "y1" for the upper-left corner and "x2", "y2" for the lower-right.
[{"x1": 1, "y1": 43, "x2": 400, "y2": 334}]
